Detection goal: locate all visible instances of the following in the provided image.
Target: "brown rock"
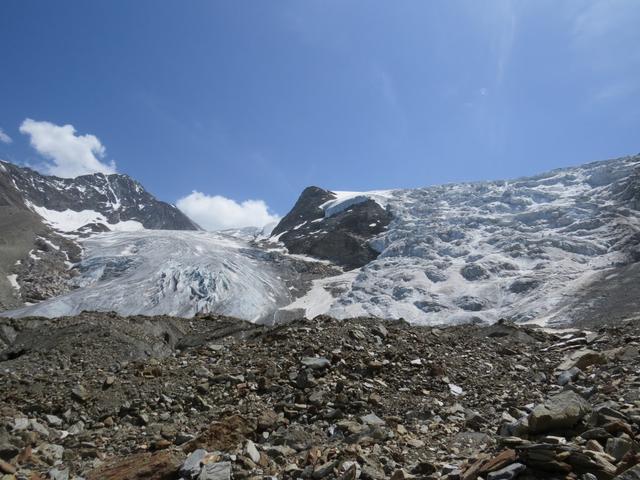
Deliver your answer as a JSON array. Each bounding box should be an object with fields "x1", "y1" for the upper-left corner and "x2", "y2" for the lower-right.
[
  {"x1": 183, "y1": 414, "x2": 255, "y2": 453},
  {"x1": 557, "y1": 349, "x2": 606, "y2": 371},
  {"x1": 479, "y1": 449, "x2": 517, "y2": 475},
  {"x1": 85, "y1": 449, "x2": 185, "y2": 480},
  {"x1": 257, "y1": 409, "x2": 279, "y2": 432},
  {"x1": 0, "y1": 459, "x2": 17, "y2": 474}
]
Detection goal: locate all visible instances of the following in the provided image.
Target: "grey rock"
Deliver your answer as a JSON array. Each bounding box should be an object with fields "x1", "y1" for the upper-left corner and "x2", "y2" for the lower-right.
[
  {"x1": 301, "y1": 356, "x2": 331, "y2": 370},
  {"x1": 13, "y1": 417, "x2": 29, "y2": 431},
  {"x1": 194, "y1": 366, "x2": 212, "y2": 378},
  {"x1": 372, "y1": 324, "x2": 388, "y2": 339},
  {"x1": 49, "y1": 467, "x2": 70, "y2": 480},
  {"x1": 557, "y1": 349, "x2": 606, "y2": 371},
  {"x1": 68, "y1": 421, "x2": 85, "y2": 435},
  {"x1": 615, "y1": 465, "x2": 640, "y2": 480},
  {"x1": 529, "y1": 390, "x2": 591, "y2": 433},
  {"x1": 30, "y1": 419, "x2": 50, "y2": 437},
  {"x1": 557, "y1": 367, "x2": 582, "y2": 386},
  {"x1": 181, "y1": 448, "x2": 207, "y2": 478},
  {"x1": 309, "y1": 390, "x2": 326, "y2": 406},
  {"x1": 199, "y1": 461, "x2": 231, "y2": 480},
  {"x1": 313, "y1": 460, "x2": 338, "y2": 479},
  {"x1": 606, "y1": 436, "x2": 633, "y2": 461},
  {"x1": 39, "y1": 443, "x2": 64, "y2": 462},
  {"x1": 246, "y1": 440, "x2": 260, "y2": 464},
  {"x1": 486, "y1": 463, "x2": 526, "y2": 480},
  {"x1": 71, "y1": 385, "x2": 89, "y2": 402},
  {"x1": 45, "y1": 415, "x2": 63, "y2": 427},
  {"x1": 360, "y1": 413, "x2": 386, "y2": 426}
]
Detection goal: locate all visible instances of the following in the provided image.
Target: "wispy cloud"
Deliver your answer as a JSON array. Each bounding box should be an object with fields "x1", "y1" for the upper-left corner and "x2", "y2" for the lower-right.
[
  {"x1": 0, "y1": 127, "x2": 12, "y2": 144},
  {"x1": 20, "y1": 119, "x2": 116, "y2": 178},
  {"x1": 571, "y1": 0, "x2": 640, "y2": 103},
  {"x1": 371, "y1": 64, "x2": 408, "y2": 134},
  {"x1": 495, "y1": 3, "x2": 517, "y2": 87}
]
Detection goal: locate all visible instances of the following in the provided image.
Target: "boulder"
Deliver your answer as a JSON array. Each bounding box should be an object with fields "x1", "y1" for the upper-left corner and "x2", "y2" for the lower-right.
[
  {"x1": 301, "y1": 357, "x2": 331, "y2": 370},
  {"x1": 529, "y1": 391, "x2": 592, "y2": 434},
  {"x1": 486, "y1": 463, "x2": 526, "y2": 480}
]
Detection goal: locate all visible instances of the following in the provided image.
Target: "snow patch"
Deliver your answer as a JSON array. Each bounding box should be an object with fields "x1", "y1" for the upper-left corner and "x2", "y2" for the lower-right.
[
  {"x1": 28, "y1": 203, "x2": 144, "y2": 233},
  {"x1": 321, "y1": 190, "x2": 394, "y2": 218},
  {"x1": 6, "y1": 274, "x2": 20, "y2": 291}
]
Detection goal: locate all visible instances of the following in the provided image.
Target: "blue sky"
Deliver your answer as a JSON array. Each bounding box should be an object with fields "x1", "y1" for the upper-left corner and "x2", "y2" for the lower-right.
[{"x1": 1, "y1": 1, "x2": 639, "y2": 228}]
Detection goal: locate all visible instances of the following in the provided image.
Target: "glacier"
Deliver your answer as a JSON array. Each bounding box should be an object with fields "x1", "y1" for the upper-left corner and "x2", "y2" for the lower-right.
[
  {"x1": 4, "y1": 230, "x2": 293, "y2": 322},
  {"x1": 277, "y1": 156, "x2": 640, "y2": 326}
]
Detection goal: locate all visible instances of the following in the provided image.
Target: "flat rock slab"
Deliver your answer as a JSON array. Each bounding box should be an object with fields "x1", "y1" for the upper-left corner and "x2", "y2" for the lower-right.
[
  {"x1": 86, "y1": 449, "x2": 185, "y2": 480},
  {"x1": 557, "y1": 349, "x2": 606, "y2": 371}
]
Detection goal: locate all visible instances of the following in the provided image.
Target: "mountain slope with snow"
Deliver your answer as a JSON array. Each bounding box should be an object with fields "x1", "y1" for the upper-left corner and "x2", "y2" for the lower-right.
[
  {"x1": 2, "y1": 155, "x2": 639, "y2": 327},
  {"x1": 0, "y1": 160, "x2": 199, "y2": 232},
  {"x1": 275, "y1": 155, "x2": 640, "y2": 326},
  {"x1": 0, "y1": 160, "x2": 199, "y2": 309}
]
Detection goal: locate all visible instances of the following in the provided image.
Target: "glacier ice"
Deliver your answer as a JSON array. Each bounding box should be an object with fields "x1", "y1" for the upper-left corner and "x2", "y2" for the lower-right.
[
  {"x1": 3, "y1": 230, "x2": 292, "y2": 322},
  {"x1": 280, "y1": 156, "x2": 640, "y2": 326}
]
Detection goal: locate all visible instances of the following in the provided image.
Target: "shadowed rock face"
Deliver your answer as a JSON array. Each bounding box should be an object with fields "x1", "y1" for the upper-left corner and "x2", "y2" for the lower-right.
[{"x1": 271, "y1": 186, "x2": 392, "y2": 269}]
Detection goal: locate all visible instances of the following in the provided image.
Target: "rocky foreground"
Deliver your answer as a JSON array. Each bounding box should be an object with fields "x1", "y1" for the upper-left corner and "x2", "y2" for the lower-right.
[{"x1": 0, "y1": 313, "x2": 639, "y2": 480}]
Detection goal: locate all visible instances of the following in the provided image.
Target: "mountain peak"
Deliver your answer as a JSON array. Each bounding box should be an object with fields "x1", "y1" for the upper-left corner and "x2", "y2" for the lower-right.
[{"x1": 0, "y1": 159, "x2": 199, "y2": 232}]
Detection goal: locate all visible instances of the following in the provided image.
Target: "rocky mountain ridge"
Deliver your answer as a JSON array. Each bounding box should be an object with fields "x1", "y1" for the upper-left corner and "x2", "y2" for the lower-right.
[{"x1": 0, "y1": 161, "x2": 199, "y2": 232}]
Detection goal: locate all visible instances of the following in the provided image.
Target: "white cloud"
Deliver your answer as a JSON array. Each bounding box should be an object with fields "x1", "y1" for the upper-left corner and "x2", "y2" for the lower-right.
[
  {"x1": 19, "y1": 119, "x2": 116, "y2": 177},
  {"x1": 176, "y1": 191, "x2": 280, "y2": 231},
  {"x1": 0, "y1": 128, "x2": 12, "y2": 144}
]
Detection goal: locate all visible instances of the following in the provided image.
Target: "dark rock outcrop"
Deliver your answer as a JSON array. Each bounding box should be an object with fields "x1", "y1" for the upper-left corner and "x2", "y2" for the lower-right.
[{"x1": 271, "y1": 187, "x2": 392, "y2": 269}]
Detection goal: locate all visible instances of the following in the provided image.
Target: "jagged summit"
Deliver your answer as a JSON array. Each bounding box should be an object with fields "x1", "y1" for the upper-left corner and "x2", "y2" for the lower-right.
[{"x1": 0, "y1": 160, "x2": 200, "y2": 231}]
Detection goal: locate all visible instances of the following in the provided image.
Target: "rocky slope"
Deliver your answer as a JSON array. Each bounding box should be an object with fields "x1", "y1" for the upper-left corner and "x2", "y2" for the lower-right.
[
  {"x1": 0, "y1": 160, "x2": 199, "y2": 232},
  {"x1": 0, "y1": 313, "x2": 639, "y2": 479}
]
